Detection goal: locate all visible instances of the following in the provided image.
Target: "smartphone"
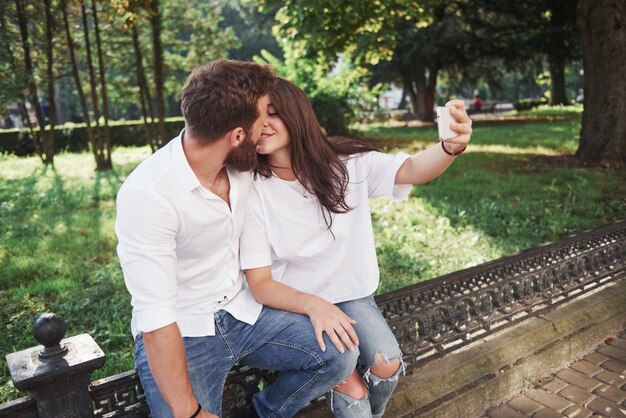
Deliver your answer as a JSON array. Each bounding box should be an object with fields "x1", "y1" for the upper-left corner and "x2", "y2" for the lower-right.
[{"x1": 436, "y1": 106, "x2": 456, "y2": 141}]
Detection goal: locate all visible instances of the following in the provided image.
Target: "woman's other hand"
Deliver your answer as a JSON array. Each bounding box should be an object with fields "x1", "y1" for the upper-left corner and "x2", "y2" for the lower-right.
[{"x1": 303, "y1": 295, "x2": 359, "y2": 353}]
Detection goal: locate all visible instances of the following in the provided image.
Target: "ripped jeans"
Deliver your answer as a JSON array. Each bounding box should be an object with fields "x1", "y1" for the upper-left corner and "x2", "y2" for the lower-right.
[{"x1": 326, "y1": 295, "x2": 404, "y2": 418}]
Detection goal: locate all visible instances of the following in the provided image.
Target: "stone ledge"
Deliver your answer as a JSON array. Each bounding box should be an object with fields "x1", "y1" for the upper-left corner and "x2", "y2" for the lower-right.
[{"x1": 298, "y1": 277, "x2": 626, "y2": 417}]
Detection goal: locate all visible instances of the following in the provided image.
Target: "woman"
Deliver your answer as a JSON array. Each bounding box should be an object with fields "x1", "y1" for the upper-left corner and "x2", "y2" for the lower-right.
[{"x1": 240, "y1": 78, "x2": 472, "y2": 417}]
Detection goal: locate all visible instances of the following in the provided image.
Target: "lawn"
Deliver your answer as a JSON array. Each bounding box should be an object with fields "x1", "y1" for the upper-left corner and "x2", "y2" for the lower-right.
[{"x1": 1, "y1": 111, "x2": 624, "y2": 402}]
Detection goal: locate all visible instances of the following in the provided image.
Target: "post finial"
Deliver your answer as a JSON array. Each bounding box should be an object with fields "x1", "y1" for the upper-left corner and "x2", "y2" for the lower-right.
[{"x1": 32, "y1": 313, "x2": 69, "y2": 359}]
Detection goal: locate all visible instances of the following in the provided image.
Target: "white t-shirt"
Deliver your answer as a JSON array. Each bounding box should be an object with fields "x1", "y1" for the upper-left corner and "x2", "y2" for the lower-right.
[
  {"x1": 116, "y1": 133, "x2": 262, "y2": 339},
  {"x1": 240, "y1": 151, "x2": 412, "y2": 303}
]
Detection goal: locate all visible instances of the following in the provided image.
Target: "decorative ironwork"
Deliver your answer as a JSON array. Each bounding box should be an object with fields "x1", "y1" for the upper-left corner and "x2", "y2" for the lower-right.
[
  {"x1": 1, "y1": 220, "x2": 624, "y2": 417},
  {"x1": 375, "y1": 220, "x2": 626, "y2": 369},
  {"x1": 91, "y1": 370, "x2": 149, "y2": 417}
]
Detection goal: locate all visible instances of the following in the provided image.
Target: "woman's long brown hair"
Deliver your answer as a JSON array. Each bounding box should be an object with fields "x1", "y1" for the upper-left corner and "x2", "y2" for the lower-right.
[{"x1": 256, "y1": 77, "x2": 377, "y2": 230}]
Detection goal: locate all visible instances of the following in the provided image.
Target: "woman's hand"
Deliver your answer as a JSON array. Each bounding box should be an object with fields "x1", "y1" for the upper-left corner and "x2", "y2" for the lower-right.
[
  {"x1": 444, "y1": 99, "x2": 473, "y2": 154},
  {"x1": 303, "y1": 296, "x2": 359, "y2": 353}
]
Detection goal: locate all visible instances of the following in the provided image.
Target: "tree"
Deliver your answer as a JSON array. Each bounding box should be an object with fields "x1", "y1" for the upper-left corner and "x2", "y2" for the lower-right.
[
  {"x1": 80, "y1": 0, "x2": 112, "y2": 170},
  {"x1": 43, "y1": 0, "x2": 59, "y2": 159},
  {"x1": 91, "y1": 0, "x2": 112, "y2": 158},
  {"x1": 221, "y1": 0, "x2": 282, "y2": 61},
  {"x1": 14, "y1": 0, "x2": 57, "y2": 164},
  {"x1": 2, "y1": 0, "x2": 236, "y2": 151},
  {"x1": 149, "y1": 0, "x2": 167, "y2": 146},
  {"x1": 61, "y1": 0, "x2": 112, "y2": 171},
  {"x1": 110, "y1": 0, "x2": 236, "y2": 149},
  {"x1": 543, "y1": 0, "x2": 579, "y2": 105},
  {"x1": 576, "y1": 0, "x2": 626, "y2": 166},
  {"x1": 0, "y1": 2, "x2": 31, "y2": 131},
  {"x1": 258, "y1": 0, "x2": 474, "y2": 121},
  {"x1": 458, "y1": 0, "x2": 579, "y2": 106}
]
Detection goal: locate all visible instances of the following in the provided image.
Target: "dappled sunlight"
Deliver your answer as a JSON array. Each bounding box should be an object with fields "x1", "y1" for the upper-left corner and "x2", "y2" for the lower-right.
[
  {"x1": 370, "y1": 196, "x2": 506, "y2": 293},
  {"x1": 21, "y1": 278, "x2": 80, "y2": 296},
  {"x1": 465, "y1": 144, "x2": 568, "y2": 156},
  {"x1": 0, "y1": 156, "x2": 42, "y2": 180}
]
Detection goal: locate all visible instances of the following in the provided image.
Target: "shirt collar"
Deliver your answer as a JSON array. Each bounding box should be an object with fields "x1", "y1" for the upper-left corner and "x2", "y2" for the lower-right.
[
  {"x1": 170, "y1": 129, "x2": 243, "y2": 198},
  {"x1": 170, "y1": 129, "x2": 203, "y2": 192}
]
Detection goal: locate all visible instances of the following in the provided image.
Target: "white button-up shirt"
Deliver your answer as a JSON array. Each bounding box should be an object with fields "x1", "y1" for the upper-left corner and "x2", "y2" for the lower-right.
[
  {"x1": 240, "y1": 152, "x2": 411, "y2": 303},
  {"x1": 116, "y1": 133, "x2": 262, "y2": 338}
]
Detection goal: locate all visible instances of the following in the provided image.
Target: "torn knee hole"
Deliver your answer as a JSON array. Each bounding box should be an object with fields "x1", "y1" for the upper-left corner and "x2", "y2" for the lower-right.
[
  {"x1": 370, "y1": 353, "x2": 402, "y2": 379},
  {"x1": 334, "y1": 370, "x2": 368, "y2": 399}
]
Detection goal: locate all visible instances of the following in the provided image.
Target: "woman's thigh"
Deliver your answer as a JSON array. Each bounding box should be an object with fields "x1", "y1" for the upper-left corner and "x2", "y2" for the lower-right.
[{"x1": 336, "y1": 295, "x2": 402, "y2": 368}]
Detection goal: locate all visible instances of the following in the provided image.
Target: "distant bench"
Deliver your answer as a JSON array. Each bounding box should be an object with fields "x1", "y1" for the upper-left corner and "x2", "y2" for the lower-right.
[
  {"x1": 1, "y1": 220, "x2": 625, "y2": 418},
  {"x1": 468, "y1": 102, "x2": 514, "y2": 115}
]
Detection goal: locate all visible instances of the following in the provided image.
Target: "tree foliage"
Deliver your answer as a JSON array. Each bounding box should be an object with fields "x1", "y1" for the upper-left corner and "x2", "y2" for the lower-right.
[
  {"x1": 257, "y1": 0, "x2": 473, "y2": 121},
  {"x1": 0, "y1": 0, "x2": 235, "y2": 168}
]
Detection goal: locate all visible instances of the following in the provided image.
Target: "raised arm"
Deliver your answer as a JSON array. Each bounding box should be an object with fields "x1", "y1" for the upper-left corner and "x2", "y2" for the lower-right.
[
  {"x1": 395, "y1": 99, "x2": 473, "y2": 185},
  {"x1": 245, "y1": 266, "x2": 359, "y2": 353}
]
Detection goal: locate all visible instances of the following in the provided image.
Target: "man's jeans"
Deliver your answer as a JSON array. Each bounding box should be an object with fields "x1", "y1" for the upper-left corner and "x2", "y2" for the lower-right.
[{"x1": 134, "y1": 307, "x2": 359, "y2": 417}]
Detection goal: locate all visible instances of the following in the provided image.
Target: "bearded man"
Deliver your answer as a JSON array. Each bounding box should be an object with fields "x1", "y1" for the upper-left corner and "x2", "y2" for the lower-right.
[{"x1": 115, "y1": 60, "x2": 357, "y2": 418}]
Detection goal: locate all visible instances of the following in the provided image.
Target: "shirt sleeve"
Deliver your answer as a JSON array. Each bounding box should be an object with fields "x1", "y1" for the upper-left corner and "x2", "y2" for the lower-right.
[
  {"x1": 240, "y1": 184, "x2": 273, "y2": 270},
  {"x1": 360, "y1": 151, "x2": 413, "y2": 201},
  {"x1": 115, "y1": 186, "x2": 179, "y2": 334}
]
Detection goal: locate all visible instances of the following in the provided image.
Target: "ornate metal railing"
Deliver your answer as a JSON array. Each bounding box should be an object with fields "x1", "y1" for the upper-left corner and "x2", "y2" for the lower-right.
[
  {"x1": 2, "y1": 220, "x2": 625, "y2": 418},
  {"x1": 378, "y1": 220, "x2": 626, "y2": 368}
]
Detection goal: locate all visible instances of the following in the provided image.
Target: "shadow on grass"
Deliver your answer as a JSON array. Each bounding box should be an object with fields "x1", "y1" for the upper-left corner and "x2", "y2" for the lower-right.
[
  {"x1": 0, "y1": 165, "x2": 117, "y2": 291},
  {"x1": 0, "y1": 165, "x2": 133, "y2": 402},
  {"x1": 413, "y1": 150, "x2": 626, "y2": 255},
  {"x1": 359, "y1": 119, "x2": 581, "y2": 154}
]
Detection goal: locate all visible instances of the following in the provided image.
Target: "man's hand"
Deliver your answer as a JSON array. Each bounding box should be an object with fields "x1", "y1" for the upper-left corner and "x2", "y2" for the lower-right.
[{"x1": 303, "y1": 295, "x2": 359, "y2": 353}]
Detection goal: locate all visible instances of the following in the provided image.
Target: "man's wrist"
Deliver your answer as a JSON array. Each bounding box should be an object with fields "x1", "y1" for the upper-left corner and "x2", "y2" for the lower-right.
[
  {"x1": 172, "y1": 397, "x2": 201, "y2": 418},
  {"x1": 189, "y1": 403, "x2": 202, "y2": 418}
]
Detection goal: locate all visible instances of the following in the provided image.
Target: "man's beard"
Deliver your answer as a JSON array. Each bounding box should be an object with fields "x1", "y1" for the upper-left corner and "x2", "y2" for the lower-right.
[{"x1": 225, "y1": 133, "x2": 258, "y2": 172}]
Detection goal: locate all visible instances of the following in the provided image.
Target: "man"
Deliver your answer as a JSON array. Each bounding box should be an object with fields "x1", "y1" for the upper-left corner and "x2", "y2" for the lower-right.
[{"x1": 115, "y1": 60, "x2": 357, "y2": 418}]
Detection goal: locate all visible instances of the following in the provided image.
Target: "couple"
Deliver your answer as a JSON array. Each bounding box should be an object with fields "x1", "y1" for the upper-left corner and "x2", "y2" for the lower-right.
[{"x1": 115, "y1": 60, "x2": 472, "y2": 418}]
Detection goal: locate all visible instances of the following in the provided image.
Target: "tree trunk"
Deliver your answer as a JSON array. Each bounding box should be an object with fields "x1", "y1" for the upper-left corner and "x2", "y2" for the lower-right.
[
  {"x1": 576, "y1": 0, "x2": 626, "y2": 166},
  {"x1": 414, "y1": 66, "x2": 439, "y2": 122},
  {"x1": 81, "y1": 2, "x2": 101, "y2": 125},
  {"x1": 548, "y1": 53, "x2": 568, "y2": 105},
  {"x1": 91, "y1": 0, "x2": 112, "y2": 168},
  {"x1": 43, "y1": 0, "x2": 58, "y2": 162},
  {"x1": 62, "y1": 0, "x2": 106, "y2": 171},
  {"x1": 151, "y1": 0, "x2": 167, "y2": 148},
  {"x1": 1, "y1": 4, "x2": 32, "y2": 135},
  {"x1": 401, "y1": 71, "x2": 419, "y2": 117},
  {"x1": 132, "y1": 22, "x2": 158, "y2": 151},
  {"x1": 78, "y1": 1, "x2": 111, "y2": 171},
  {"x1": 15, "y1": 0, "x2": 52, "y2": 164}
]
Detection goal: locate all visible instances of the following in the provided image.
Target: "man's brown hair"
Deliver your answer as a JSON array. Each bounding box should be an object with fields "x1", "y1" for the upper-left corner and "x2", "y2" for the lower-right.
[{"x1": 181, "y1": 60, "x2": 275, "y2": 142}]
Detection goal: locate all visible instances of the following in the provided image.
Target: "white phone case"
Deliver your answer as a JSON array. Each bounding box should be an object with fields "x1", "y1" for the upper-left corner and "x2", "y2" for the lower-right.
[{"x1": 436, "y1": 106, "x2": 456, "y2": 141}]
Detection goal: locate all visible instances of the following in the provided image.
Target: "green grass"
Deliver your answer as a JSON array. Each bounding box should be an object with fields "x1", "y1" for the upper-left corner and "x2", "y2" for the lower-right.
[
  {"x1": 0, "y1": 146, "x2": 151, "y2": 402},
  {"x1": 355, "y1": 116, "x2": 624, "y2": 292},
  {"x1": 1, "y1": 115, "x2": 625, "y2": 402}
]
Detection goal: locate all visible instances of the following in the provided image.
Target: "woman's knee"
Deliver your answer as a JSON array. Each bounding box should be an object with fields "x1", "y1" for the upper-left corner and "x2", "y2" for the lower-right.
[
  {"x1": 369, "y1": 354, "x2": 402, "y2": 380},
  {"x1": 333, "y1": 369, "x2": 368, "y2": 399},
  {"x1": 322, "y1": 345, "x2": 359, "y2": 381}
]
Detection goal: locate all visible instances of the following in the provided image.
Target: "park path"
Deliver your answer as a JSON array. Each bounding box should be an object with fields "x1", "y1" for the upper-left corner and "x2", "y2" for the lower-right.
[{"x1": 483, "y1": 330, "x2": 626, "y2": 418}]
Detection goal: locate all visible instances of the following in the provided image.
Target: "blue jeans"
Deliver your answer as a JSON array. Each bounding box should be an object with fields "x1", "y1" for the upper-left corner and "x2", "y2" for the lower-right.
[
  {"x1": 326, "y1": 296, "x2": 404, "y2": 418},
  {"x1": 135, "y1": 307, "x2": 358, "y2": 417}
]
